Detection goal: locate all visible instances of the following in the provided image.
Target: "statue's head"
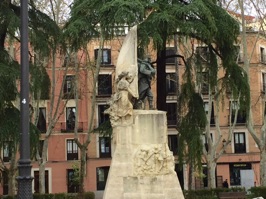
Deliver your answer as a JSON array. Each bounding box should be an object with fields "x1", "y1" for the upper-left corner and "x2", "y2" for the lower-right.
[
  {"x1": 117, "y1": 71, "x2": 129, "y2": 82},
  {"x1": 143, "y1": 55, "x2": 151, "y2": 63}
]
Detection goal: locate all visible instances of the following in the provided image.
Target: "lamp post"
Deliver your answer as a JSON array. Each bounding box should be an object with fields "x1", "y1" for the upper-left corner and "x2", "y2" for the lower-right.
[{"x1": 17, "y1": 0, "x2": 33, "y2": 198}]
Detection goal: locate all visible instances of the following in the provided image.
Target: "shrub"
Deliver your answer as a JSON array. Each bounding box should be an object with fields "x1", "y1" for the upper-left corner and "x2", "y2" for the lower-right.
[
  {"x1": 2, "y1": 192, "x2": 95, "y2": 199},
  {"x1": 33, "y1": 193, "x2": 54, "y2": 199},
  {"x1": 183, "y1": 187, "x2": 246, "y2": 199},
  {"x1": 84, "y1": 192, "x2": 95, "y2": 199},
  {"x1": 67, "y1": 192, "x2": 95, "y2": 199},
  {"x1": 248, "y1": 186, "x2": 266, "y2": 198},
  {"x1": 183, "y1": 189, "x2": 217, "y2": 199},
  {"x1": 54, "y1": 193, "x2": 67, "y2": 199}
]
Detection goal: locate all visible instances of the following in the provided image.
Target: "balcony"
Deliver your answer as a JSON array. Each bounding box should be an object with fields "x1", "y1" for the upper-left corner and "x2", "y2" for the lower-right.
[
  {"x1": 60, "y1": 122, "x2": 85, "y2": 133},
  {"x1": 228, "y1": 114, "x2": 246, "y2": 125}
]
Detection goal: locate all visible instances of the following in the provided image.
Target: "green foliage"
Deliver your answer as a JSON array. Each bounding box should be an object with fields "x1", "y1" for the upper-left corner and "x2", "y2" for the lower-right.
[
  {"x1": 177, "y1": 58, "x2": 207, "y2": 171},
  {"x1": 33, "y1": 194, "x2": 54, "y2": 199},
  {"x1": 0, "y1": 1, "x2": 58, "y2": 163},
  {"x1": 30, "y1": 63, "x2": 51, "y2": 100},
  {"x1": 0, "y1": 105, "x2": 40, "y2": 159},
  {"x1": 53, "y1": 193, "x2": 67, "y2": 199},
  {"x1": 0, "y1": 50, "x2": 19, "y2": 109},
  {"x1": 183, "y1": 189, "x2": 217, "y2": 199},
  {"x1": 183, "y1": 187, "x2": 246, "y2": 199},
  {"x1": 92, "y1": 120, "x2": 113, "y2": 137},
  {"x1": 222, "y1": 62, "x2": 250, "y2": 113},
  {"x1": 70, "y1": 162, "x2": 80, "y2": 186},
  {"x1": 28, "y1": 5, "x2": 61, "y2": 56},
  {"x1": 248, "y1": 186, "x2": 266, "y2": 198},
  {"x1": 30, "y1": 192, "x2": 95, "y2": 199},
  {"x1": 65, "y1": 0, "x2": 144, "y2": 49},
  {"x1": 83, "y1": 192, "x2": 95, "y2": 199},
  {"x1": 0, "y1": 2, "x2": 20, "y2": 44}
]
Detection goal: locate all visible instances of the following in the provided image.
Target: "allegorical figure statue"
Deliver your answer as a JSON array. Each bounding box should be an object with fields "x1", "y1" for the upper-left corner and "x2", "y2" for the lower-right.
[
  {"x1": 134, "y1": 57, "x2": 156, "y2": 110},
  {"x1": 105, "y1": 71, "x2": 136, "y2": 126}
]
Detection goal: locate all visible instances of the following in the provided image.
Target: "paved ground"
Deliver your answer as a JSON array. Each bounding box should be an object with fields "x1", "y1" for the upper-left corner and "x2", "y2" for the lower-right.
[{"x1": 94, "y1": 191, "x2": 104, "y2": 199}]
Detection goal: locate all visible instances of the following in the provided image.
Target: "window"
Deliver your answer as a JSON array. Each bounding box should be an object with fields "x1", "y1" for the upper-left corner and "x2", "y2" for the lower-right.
[
  {"x1": 230, "y1": 101, "x2": 246, "y2": 124},
  {"x1": 196, "y1": 46, "x2": 209, "y2": 62},
  {"x1": 96, "y1": 167, "x2": 110, "y2": 190},
  {"x1": 262, "y1": 73, "x2": 266, "y2": 92},
  {"x1": 67, "y1": 139, "x2": 78, "y2": 160},
  {"x1": 66, "y1": 107, "x2": 76, "y2": 131},
  {"x1": 166, "y1": 103, "x2": 177, "y2": 127},
  {"x1": 113, "y1": 26, "x2": 128, "y2": 36},
  {"x1": 63, "y1": 75, "x2": 75, "y2": 99},
  {"x1": 98, "y1": 104, "x2": 109, "y2": 126},
  {"x1": 168, "y1": 135, "x2": 178, "y2": 155},
  {"x1": 166, "y1": 47, "x2": 176, "y2": 64},
  {"x1": 94, "y1": 48, "x2": 111, "y2": 65},
  {"x1": 98, "y1": 74, "x2": 112, "y2": 96},
  {"x1": 229, "y1": 163, "x2": 251, "y2": 186},
  {"x1": 34, "y1": 170, "x2": 49, "y2": 193},
  {"x1": 234, "y1": 132, "x2": 246, "y2": 153},
  {"x1": 3, "y1": 141, "x2": 11, "y2": 162},
  {"x1": 260, "y1": 47, "x2": 266, "y2": 64},
  {"x1": 99, "y1": 137, "x2": 111, "y2": 158},
  {"x1": 204, "y1": 102, "x2": 215, "y2": 125},
  {"x1": 37, "y1": 108, "x2": 46, "y2": 133},
  {"x1": 67, "y1": 169, "x2": 79, "y2": 193},
  {"x1": 166, "y1": 73, "x2": 177, "y2": 95}
]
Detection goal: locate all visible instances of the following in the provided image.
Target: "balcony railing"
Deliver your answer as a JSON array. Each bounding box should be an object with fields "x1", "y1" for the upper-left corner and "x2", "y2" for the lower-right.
[
  {"x1": 61, "y1": 122, "x2": 85, "y2": 133},
  {"x1": 228, "y1": 114, "x2": 246, "y2": 125}
]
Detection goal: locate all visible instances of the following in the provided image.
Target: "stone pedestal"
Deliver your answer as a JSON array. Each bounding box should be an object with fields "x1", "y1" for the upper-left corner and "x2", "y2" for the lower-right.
[{"x1": 103, "y1": 110, "x2": 184, "y2": 199}]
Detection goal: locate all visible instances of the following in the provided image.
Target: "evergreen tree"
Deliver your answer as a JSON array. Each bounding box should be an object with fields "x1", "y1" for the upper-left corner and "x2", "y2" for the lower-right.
[
  {"x1": 66, "y1": 0, "x2": 250, "y2": 189},
  {"x1": 0, "y1": 0, "x2": 59, "y2": 194}
]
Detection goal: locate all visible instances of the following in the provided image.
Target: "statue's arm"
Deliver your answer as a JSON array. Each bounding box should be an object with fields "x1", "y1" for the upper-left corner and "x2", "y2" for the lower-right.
[
  {"x1": 128, "y1": 86, "x2": 137, "y2": 98},
  {"x1": 139, "y1": 63, "x2": 153, "y2": 76},
  {"x1": 139, "y1": 63, "x2": 155, "y2": 76}
]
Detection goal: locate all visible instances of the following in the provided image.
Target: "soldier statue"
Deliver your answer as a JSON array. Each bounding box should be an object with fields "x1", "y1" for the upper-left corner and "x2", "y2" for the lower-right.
[{"x1": 134, "y1": 57, "x2": 156, "y2": 110}]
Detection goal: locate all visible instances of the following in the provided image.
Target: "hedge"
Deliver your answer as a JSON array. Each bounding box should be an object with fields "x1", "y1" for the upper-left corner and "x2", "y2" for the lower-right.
[
  {"x1": 248, "y1": 186, "x2": 266, "y2": 198},
  {"x1": 183, "y1": 187, "x2": 245, "y2": 199},
  {"x1": 0, "y1": 192, "x2": 95, "y2": 199}
]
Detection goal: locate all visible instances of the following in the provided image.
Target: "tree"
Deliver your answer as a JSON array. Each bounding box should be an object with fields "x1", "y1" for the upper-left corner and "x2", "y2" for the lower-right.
[
  {"x1": 66, "y1": 0, "x2": 250, "y2": 190},
  {"x1": 222, "y1": 0, "x2": 266, "y2": 186},
  {"x1": 0, "y1": 0, "x2": 62, "y2": 195}
]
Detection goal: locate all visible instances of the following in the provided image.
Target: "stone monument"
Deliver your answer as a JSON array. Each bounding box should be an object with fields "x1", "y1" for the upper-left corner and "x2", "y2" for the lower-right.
[{"x1": 103, "y1": 26, "x2": 184, "y2": 199}]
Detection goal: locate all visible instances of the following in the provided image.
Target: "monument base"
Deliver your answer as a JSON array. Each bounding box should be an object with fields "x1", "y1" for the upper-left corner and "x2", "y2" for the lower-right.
[{"x1": 103, "y1": 110, "x2": 184, "y2": 199}]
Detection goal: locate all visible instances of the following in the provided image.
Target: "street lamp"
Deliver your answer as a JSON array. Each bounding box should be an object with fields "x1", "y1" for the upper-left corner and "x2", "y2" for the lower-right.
[{"x1": 17, "y1": 0, "x2": 33, "y2": 198}]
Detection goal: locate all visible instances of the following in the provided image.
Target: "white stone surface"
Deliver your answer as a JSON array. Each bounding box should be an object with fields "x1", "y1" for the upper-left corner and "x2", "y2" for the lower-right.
[{"x1": 103, "y1": 110, "x2": 184, "y2": 199}]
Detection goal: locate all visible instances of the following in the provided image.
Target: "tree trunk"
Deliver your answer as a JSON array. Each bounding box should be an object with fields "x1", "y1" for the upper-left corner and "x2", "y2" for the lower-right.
[
  {"x1": 8, "y1": 148, "x2": 18, "y2": 196},
  {"x1": 39, "y1": 138, "x2": 49, "y2": 194},
  {"x1": 207, "y1": 158, "x2": 217, "y2": 188},
  {"x1": 78, "y1": 146, "x2": 87, "y2": 198},
  {"x1": 188, "y1": 162, "x2": 195, "y2": 190},
  {"x1": 8, "y1": 170, "x2": 16, "y2": 196},
  {"x1": 8, "y1": 167, "x2": 16, "y2": 196}
]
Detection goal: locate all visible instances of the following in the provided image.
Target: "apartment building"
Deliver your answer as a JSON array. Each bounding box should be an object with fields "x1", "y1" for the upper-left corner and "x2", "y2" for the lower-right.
[
  {"x1": 1, "y1": 28, "x2": 266, "y2": 195},
  {"x1": 193, "y1": 30, "x2": 266, "y2": 189}
]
